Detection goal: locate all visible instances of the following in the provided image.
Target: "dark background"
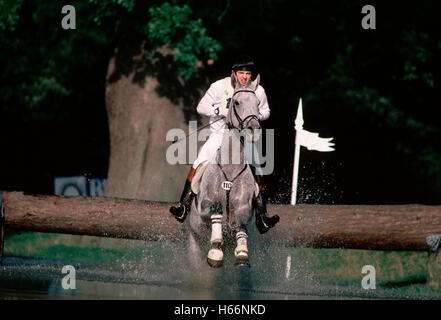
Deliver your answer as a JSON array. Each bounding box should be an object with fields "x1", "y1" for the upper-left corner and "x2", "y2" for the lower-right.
[{"x1": 1, "y1": 0, "x2": 440, "y2": 204}]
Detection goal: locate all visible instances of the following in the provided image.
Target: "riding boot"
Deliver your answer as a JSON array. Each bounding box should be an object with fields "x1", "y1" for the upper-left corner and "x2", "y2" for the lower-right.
[
  {"x1": 170, "y1": 167, "x2": 196, "y2": 223},
  {"x1": 249, "y1": 167, "x2": 280, "y2": 234},
  {"x1": 254, "y1": 188, "x2": 280, "y2": 234}
]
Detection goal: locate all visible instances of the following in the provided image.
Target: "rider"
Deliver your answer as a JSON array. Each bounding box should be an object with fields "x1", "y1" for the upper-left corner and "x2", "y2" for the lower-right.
[{"x1": 169, "y1": 55, "x2": 280, "y2": 234}]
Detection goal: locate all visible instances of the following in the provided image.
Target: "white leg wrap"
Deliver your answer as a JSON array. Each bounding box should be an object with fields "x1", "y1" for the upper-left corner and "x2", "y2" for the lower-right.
[
  {"x1": 235, "y1": 231, "x2": 248, "y2": 259},
  {"x1": 236, "y1": 230, "x2": 247, "y2": 247},
  {"x1": 210, "y1": 214, "x2": 223, "y2": 244}
]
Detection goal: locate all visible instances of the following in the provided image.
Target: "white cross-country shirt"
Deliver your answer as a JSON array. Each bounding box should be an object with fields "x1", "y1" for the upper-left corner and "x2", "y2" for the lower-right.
[{"x1": 196, "y1": 77, "x2": 270, "y2": 132}]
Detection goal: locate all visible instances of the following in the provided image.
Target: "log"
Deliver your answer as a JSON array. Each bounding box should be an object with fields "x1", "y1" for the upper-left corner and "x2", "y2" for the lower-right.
[
  {"x1": 3, "y1": 191, "x2": 183, "y2": 242},
  {"x1": 268, "y1": 204, "x2": 441, "y2": 251},
  {"x1": 2, "y1": 191, "x2": 441, "y2": 252}
]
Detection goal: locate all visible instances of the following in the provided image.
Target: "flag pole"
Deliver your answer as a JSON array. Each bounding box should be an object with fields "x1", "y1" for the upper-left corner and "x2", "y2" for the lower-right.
[{"x1": 291, "y1": 98, "x2": 304, "y2": 206}]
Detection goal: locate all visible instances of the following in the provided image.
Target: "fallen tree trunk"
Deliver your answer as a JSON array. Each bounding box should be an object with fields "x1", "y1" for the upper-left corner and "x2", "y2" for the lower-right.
[
  {"x1": 2, "y1": 191, "x2": 183, "y2": 242},
  {"x1": 2, "y1": 191, "x2": 441, "y2": 251}
]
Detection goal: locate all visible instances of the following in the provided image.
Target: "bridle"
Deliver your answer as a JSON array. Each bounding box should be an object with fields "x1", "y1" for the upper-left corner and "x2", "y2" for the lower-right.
[{"x1": 227, "y1": 89, "x2": 260, "y2": 131}]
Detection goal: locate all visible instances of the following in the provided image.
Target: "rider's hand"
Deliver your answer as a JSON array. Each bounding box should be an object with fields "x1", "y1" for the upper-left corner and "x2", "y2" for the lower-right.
[{"x1": 218, "y1": 107, "x2": 229, "y2": 118}]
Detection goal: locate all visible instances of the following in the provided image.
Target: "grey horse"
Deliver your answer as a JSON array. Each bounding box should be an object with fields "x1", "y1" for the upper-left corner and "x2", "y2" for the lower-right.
[{"x1": 185, "y1": 73, "x2": 262, "y2": 268}]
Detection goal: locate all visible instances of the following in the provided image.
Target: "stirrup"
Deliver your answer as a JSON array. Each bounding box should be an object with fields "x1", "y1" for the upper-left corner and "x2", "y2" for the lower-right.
[
  {"x1": 170, "y1": 204, "x2": 187, "y2": 223},
  {"x1": 170, "y1": 176, "x2": 195, "y2": 223},
  {"x1": 170, "y1": 189, "x2": 195, "y2": 223},
  {"x1": 256, "y1": 214, "x2": 280, "y2": 234}
]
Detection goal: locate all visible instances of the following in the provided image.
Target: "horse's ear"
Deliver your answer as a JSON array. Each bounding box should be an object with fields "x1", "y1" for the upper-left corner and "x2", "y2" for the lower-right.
[
  {"x1": 250, "y1": 74, "x2": 260, "y2": 91},
  {"x1": 231, "y1": 71, "x2": 239, "y2": 89}
]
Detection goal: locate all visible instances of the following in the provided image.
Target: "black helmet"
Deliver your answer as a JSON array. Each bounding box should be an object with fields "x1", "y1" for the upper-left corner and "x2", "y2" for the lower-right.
[{"x1": 232, "y1": 54, "x2": 255, "y2": 72}]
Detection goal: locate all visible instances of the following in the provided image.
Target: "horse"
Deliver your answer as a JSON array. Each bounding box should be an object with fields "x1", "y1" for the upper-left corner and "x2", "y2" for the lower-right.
[{"x1": 185, "y1": 73, "x2": 262, "y2": 268}]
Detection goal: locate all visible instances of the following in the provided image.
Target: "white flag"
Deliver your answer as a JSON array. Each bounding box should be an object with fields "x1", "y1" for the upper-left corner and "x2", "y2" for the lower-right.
[
  {"x1": 291, "y1": 98, "x2": 335, "y2": 205},
  {"x1": 296, "y1": 129, "x2": 335, "y2": 152}
]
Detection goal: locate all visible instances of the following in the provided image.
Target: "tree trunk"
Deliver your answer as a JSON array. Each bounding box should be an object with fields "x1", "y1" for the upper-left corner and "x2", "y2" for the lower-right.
[
  {"x1": 269, "y1": 204, "x2": 441, "y2": 251},
  {"x1": 103, "y1": 44, "x2": 208, "y2": 202},
  {"x1": 3, "y1": 191, "x2": 441, "y2": 251},
  {"x1": 4, "y1": 191, "x2": 183, "y2": 241}
]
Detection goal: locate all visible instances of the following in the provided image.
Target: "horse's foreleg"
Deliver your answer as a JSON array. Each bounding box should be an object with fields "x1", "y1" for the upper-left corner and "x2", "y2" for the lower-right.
[
  {"x1": 232, "y1": 199, "x2": 252, "y2": 267},
  {"x1": 207, "y1": 201, "x2": 224, "y2": 268},
  {"x1": 235, "y1": 228, "x2": 250, "y2": 267},
  {"x1": 210, "y1": 213, "x2": 223, "y2": 245},
  {"x1": 207, "y1": 213, "x2": 223, "y2": 268}
]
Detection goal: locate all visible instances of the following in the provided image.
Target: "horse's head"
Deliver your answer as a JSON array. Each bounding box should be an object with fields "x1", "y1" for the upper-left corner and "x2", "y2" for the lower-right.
[{"x1": 227, "y1": 72, "x2": 262, "y2": 142}]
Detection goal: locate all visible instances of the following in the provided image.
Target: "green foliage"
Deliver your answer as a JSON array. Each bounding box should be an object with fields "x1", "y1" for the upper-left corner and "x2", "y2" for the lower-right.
[
  {"x1": 83, "y1": 0, "x2": 222, "y2": 80},
  {"x1": 146, "y1": 2, "x2": 221, "y2": 80},
  {"x1": 1, "y1": 2, "x2": 65, "y2": 119},
  {"x1": 0, "y1": 1, "x2": 109, "y2": 121},
  {"x1": 0, "y1": 0, "x2": 24, "y2": 32},
  {"x1": 87, "y1": 0, "x2": 135, "y2": 25},
  {"x1": 402, "y1": 29, "x2": 435, "y2": 87},
  {"x1": 21, "y1": 76, "x2": 71, "y2": 109},
  {"x1": 307, "y1": 21, "x2": 441, "y2": 198}
]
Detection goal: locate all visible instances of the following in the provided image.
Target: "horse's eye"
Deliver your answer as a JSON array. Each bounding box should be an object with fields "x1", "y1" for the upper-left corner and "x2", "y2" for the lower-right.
[{"x1": 234, "y1": 101, "x2": 239, "y2": 105}]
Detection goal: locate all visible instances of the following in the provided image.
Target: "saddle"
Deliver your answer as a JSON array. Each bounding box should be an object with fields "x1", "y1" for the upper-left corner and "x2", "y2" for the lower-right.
[{"x1": 191, "y1": 161, "x2": 260, "y2": 197}]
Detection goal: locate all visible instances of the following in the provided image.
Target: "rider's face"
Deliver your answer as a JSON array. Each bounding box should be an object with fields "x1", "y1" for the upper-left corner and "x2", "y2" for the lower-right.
[{"x1": 233, "y1": 70, "x2": 252, "y2": 86}]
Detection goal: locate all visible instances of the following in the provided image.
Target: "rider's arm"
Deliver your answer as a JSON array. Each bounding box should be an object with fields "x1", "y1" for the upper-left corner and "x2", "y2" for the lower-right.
[
  {"x1": 197, "y1": 80, "x2": 223, "y2": 117},
  {"x1": 256, "y1": 86, "x2": 270, "y2": 121}
]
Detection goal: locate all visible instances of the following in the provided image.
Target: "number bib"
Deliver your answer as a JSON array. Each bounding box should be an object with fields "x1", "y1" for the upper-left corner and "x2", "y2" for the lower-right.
[{"x1": 221, "y1": 181, "x2": 233, "y2": 191}]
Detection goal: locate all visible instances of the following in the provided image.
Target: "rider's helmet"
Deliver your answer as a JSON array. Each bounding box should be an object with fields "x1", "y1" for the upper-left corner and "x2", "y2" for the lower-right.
[{"x1": 232, "y1": 54, "x2": 255, "y2": 73}]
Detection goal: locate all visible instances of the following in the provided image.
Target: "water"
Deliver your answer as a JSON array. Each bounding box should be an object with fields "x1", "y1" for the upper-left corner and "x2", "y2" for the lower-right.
[
  {"x1": 0, "y1": 242, "x2": 320, "y2": 299},
  {"x1": 0, "y1": 238, "x2": 432, "y2": 300}
]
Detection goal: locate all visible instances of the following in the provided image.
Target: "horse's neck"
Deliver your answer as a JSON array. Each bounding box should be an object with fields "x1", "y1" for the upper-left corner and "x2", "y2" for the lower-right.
[{"x1": 217, "y1": 130, "x2": 246, "y2": 173}]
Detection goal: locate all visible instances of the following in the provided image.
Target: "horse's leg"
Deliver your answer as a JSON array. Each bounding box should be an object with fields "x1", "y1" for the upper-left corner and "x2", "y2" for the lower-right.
[
  {"x1": 232, "y1": 199, "x2": 253, "y2": 268},
  {"x1": 234, "y1": 227, "x2": 250, "y2": 267},
  {"x1": 207, "y1": 203, "x2": 224, "y2": 268}
]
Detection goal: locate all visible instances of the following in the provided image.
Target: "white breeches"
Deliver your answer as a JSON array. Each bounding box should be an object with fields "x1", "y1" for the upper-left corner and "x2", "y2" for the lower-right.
[
  {"x1": 192, "y1": 131, "x2": 223, "y2": 169},
  {"x1": 192, "y1": 130, "x2": 264, "y2": 176}
]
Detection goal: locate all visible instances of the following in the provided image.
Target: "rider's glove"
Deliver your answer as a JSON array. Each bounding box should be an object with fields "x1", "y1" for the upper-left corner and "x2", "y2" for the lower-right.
[{"x1": 215, "y1": 107, "x2": 229, "y2": 118}]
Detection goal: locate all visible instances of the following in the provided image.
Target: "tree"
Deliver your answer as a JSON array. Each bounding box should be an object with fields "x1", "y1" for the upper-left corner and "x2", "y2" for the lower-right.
[
  {"x1": 0, "y1": 0, "x2": 221, "y2": 201},
  {"x1": 94, "y1": 1, "x2": 221, "y2": 200}
]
